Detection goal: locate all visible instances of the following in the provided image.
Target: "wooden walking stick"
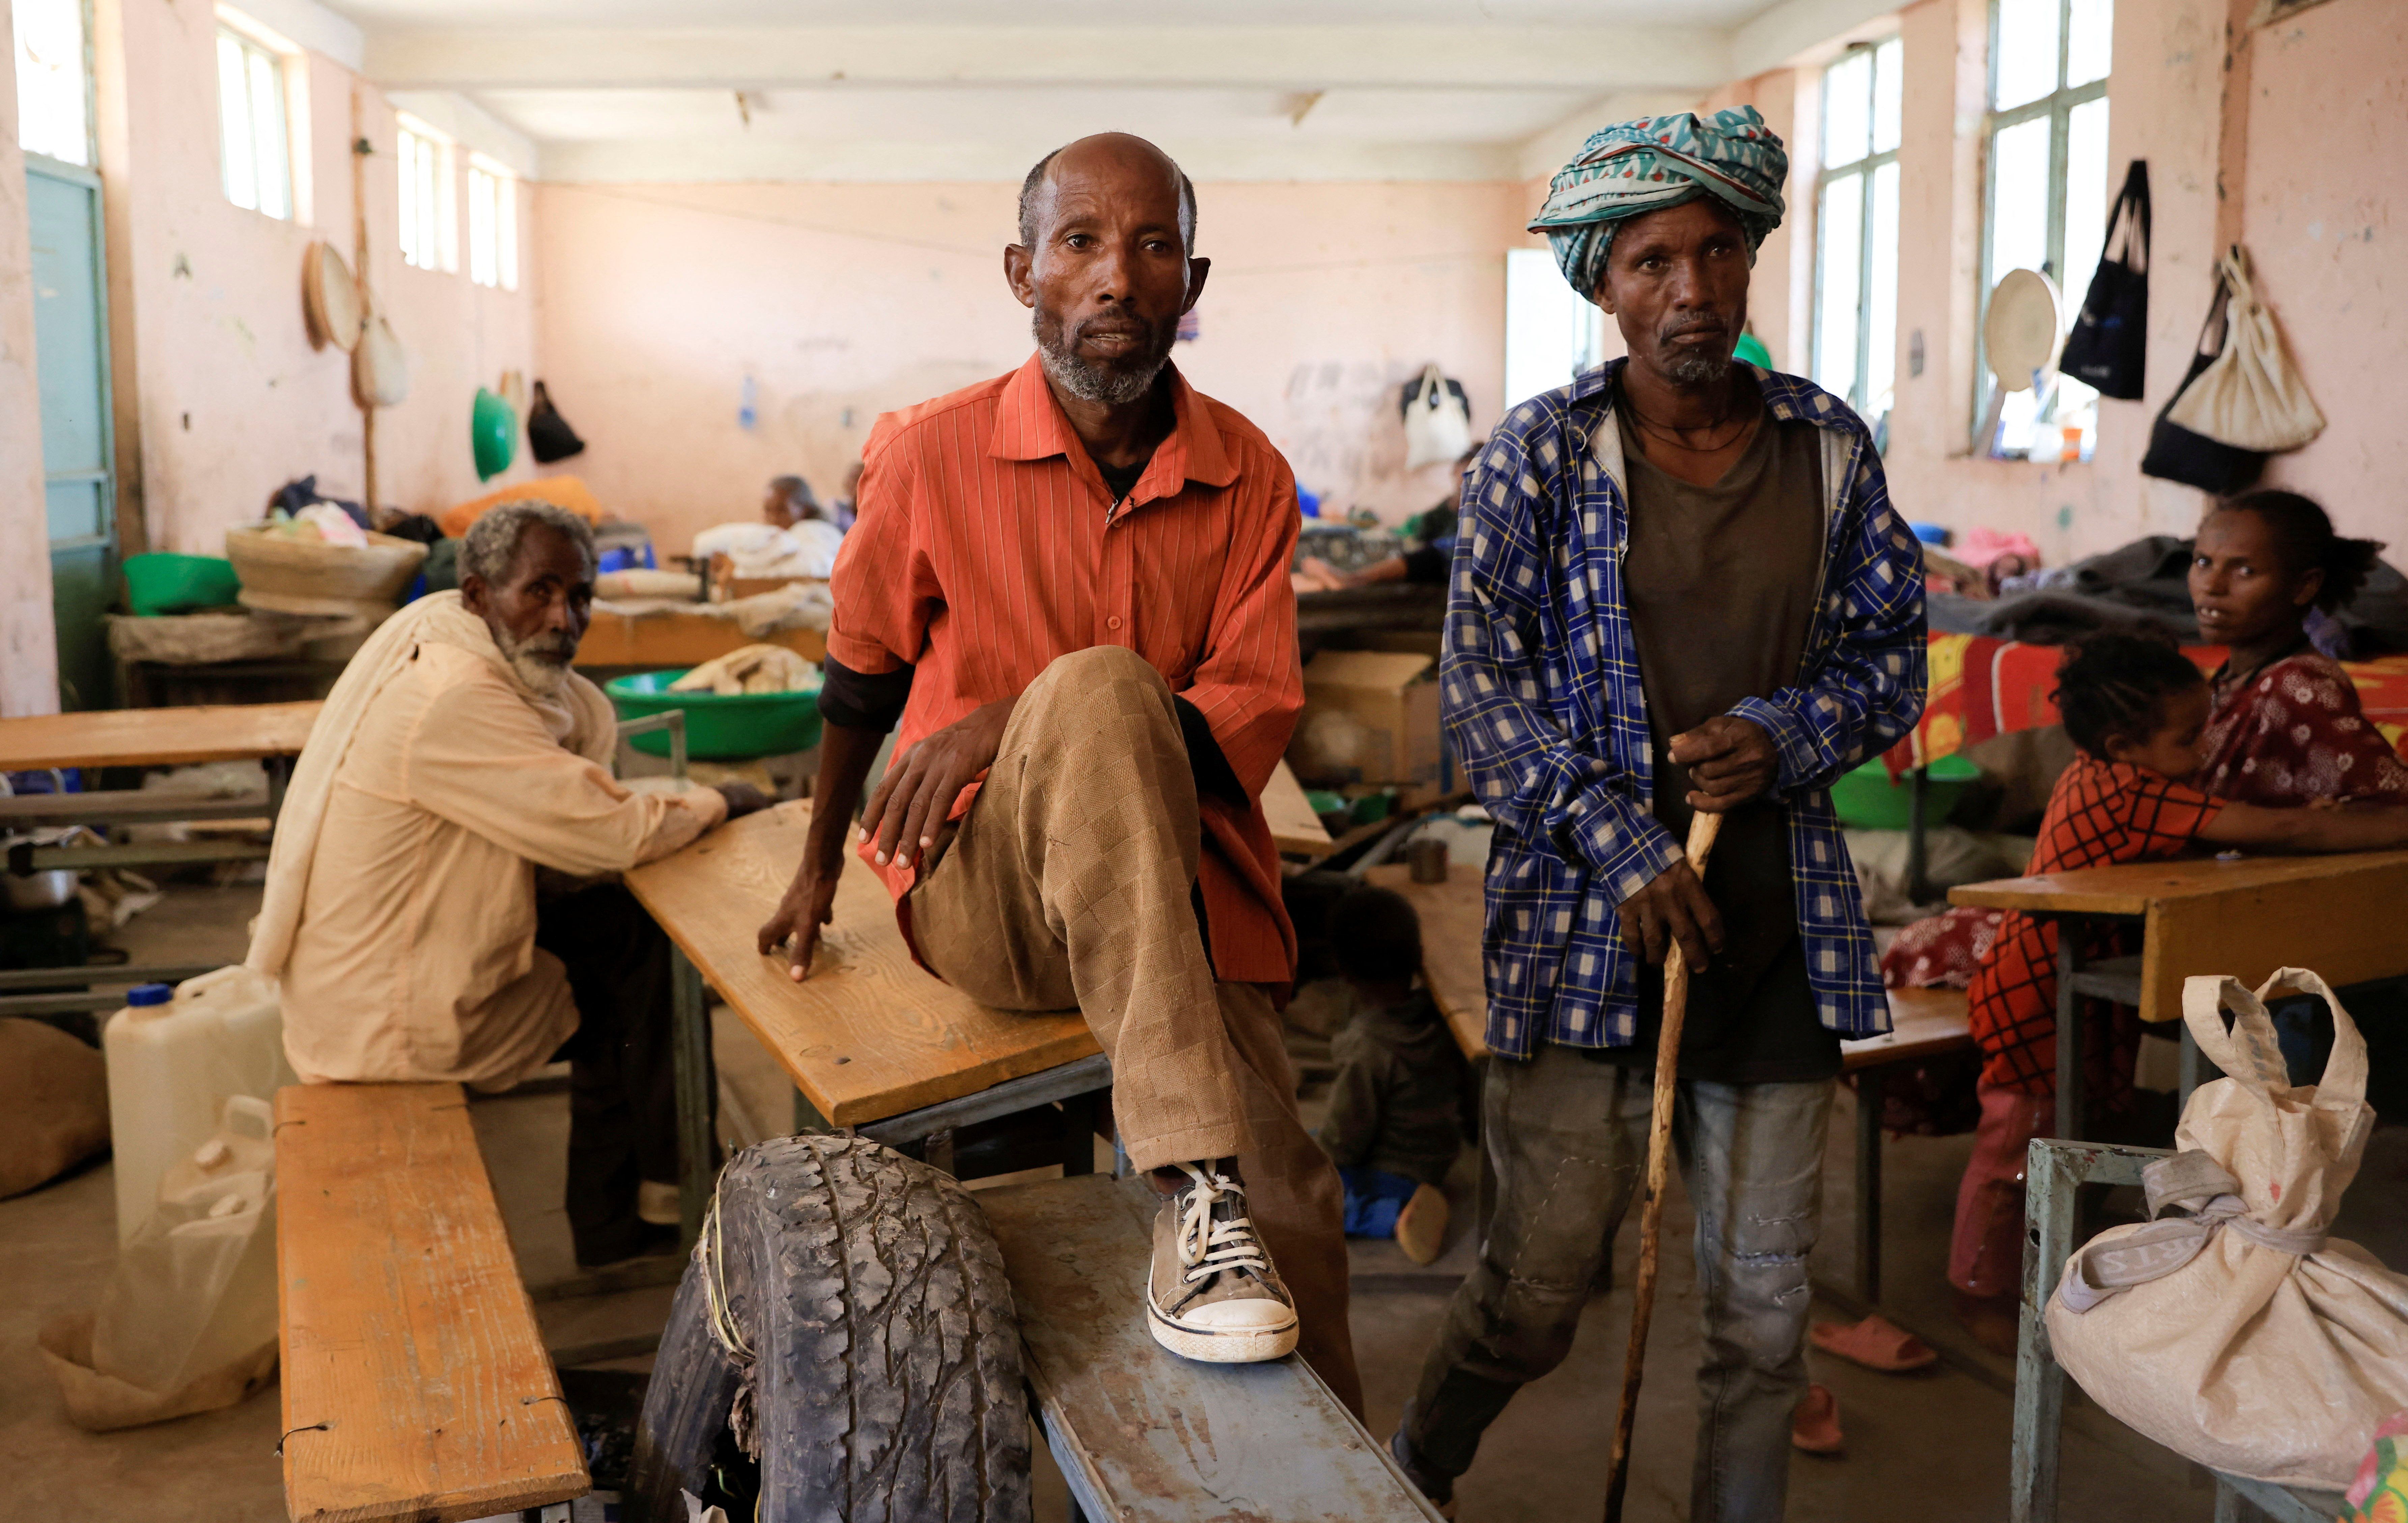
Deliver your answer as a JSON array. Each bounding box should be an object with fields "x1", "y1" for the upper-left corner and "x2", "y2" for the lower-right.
[{"x1": 1603, "y1": 809, "x2": 1724, "y2": 1523}]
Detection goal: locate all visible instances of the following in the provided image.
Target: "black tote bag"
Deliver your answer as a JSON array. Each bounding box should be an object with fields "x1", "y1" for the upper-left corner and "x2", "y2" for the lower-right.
[
  {"x1": 525, "y1": 379, "x2": 587, "y2": 464},
  {"x1": 2140, "y1": 266, "x2": 2265, "y2": 494},
  {"x1": 2060, "y1": 160, "x2": 2150, "y2": 399}
]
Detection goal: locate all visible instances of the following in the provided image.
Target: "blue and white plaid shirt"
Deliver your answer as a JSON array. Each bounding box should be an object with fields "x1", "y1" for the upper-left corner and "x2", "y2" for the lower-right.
[{"x1": 1441, "y1": 360, "x2": 1926, "y2": 1060}]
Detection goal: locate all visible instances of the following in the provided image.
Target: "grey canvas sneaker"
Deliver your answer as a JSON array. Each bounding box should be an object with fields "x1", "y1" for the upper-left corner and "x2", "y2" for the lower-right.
[{"x1": 1146, "y1": 1160, "x2": 1299, "y2": 1363}]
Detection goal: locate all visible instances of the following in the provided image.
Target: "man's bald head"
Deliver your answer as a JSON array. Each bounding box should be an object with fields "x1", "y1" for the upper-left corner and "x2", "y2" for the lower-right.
[{"x1": 1018, "y1": 133, "x2": 1197, "y2": 253}]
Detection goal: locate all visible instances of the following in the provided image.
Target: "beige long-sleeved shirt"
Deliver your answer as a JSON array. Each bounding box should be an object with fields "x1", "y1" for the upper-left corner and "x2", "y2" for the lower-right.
[{"x1": 279, "y1": 640, "x2": 726, "y2": 1088}]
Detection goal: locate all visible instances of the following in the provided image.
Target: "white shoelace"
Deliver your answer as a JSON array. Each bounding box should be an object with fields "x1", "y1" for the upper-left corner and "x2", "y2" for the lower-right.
[{"x1": 1175, "y1": 1162, "x2": 1272, "y2": 1286}]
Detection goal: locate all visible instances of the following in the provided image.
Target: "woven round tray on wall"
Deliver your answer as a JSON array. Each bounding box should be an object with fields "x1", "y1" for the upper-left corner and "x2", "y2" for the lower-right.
[
  {"x1": 1983, "y1": 267, "x2": 2063, "y2": 392},
  {"x1": 301, "y1": 242, "x2": 363, "y2": 353}
]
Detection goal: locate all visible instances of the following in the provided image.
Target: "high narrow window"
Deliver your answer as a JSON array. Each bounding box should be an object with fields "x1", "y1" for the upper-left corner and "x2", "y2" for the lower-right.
[
  {"x1": 467, "y1": 156, "x2": 517, "y2": 290},
  {"x1": 1503, "y1": 246, "x2": 1605, "y2": 413},
  {"x1": 1980, "y1": 0, "x2": 2112, "y2": 459},
  {"x1": 215, "y1": 21, "x2": 291, "y2": 219},
  {"x1": 12, "y1": 0, "x2": 90, "y2": 166},
  {"x1": 1813, "y1": 36, "x2": 1903, "y2": 432},
  {"x1": 397, "y1": 115, "x2": 455, "y2": 273}
]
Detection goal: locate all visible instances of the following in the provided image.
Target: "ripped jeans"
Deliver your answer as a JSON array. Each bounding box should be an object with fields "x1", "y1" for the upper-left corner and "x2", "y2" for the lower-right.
[{"x1": 1400, "y1": 1045, "x2": 1832, "y2": 1523}]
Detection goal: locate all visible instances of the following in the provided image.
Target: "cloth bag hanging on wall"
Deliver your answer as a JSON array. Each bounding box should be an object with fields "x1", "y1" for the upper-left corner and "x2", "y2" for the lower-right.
[
  {"x1": 2047, "y1": 969, "x2": 2408, "y2": 1489},
  {"x1": 2140, "y1": 264, "x2": 2266, "y2": 493},
  {"x1": 526, "y1": 379, "x2": 588, "y2": 464},
  {"x1": 1401, "y1": 365, "x2": 1472, "y2": 470},
  {"x1": 2165, "y1": 245, "x2": 2325, "y2": 453},
  {"x1": 2058, "y1": 160, "x2": 2150, "y2": 400}
]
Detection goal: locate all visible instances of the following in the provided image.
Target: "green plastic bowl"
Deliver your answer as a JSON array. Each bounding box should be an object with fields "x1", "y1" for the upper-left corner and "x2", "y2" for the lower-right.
[
  {"x1": 1831, "y1": 753, "x2": 1983, "y2": 831},
  {"x1": 124, "y1": 553, "x2": 243, "y2": 615},
  {"x1": 605, "y1": 670, "x2": 823, "y2": 760}
]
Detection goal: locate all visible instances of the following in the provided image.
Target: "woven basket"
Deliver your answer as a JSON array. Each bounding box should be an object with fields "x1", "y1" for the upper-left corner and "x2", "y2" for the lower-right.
[{"x1": 226, "y1": 525, "x2": 427, "y2": 619}]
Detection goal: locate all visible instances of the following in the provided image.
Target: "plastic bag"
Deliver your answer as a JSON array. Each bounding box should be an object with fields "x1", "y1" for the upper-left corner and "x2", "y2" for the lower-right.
[
  {"x1": 40, "y1": 1096, "x2": 280, "y2": 1430},
  {"x1": 1401, "y1": 365, "x2": 1472, "y2": 470},
  {"x1": 2164, "y1": 246, "x2": 2325, "y2": 453}
]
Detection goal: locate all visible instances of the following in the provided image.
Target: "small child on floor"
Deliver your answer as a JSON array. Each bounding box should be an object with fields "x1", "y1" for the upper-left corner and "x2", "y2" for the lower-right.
[
  {"x1": 1949, "y1": 634, "x2": 2408, "y2": 1352},
  {"x1": 1315, "y1": 885, "x2": 1468, "y2": 1266}
]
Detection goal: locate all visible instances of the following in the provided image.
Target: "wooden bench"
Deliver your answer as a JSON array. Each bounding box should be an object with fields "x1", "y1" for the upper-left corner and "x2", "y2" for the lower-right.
[
  {"x1": 981, "y1": 1173, "x2": 1446, "y2": 1523},
  {"x1": 275, "y1": 1082, "x2": 588, "y2": 1523}
]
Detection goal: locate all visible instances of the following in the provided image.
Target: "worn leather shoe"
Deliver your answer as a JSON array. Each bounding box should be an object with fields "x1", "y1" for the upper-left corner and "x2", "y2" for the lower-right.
[{"x1": 1146, "y1": 1160, "x2": 1299, "y2": 1363}]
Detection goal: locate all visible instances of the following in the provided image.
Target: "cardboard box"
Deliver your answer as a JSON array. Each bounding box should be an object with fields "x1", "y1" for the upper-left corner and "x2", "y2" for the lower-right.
[{"x1": 1291, "y1": 648, "x2": 1451, "y2": 792}]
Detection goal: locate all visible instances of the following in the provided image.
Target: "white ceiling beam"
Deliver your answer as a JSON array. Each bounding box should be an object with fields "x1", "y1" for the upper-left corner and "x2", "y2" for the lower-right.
[
  {"x1": 1513, "y1": 90, "x2": 1711, "y2": 184},
  {"x1": 536, "y1": 135, "x2": 1523, "y2": 186},
  {"x1": 1729, "y1": 0, "x2": 1904, "y2": 80},
  {"x1": 366, "y1": 25, "x2": 1735, "y2": 93}
]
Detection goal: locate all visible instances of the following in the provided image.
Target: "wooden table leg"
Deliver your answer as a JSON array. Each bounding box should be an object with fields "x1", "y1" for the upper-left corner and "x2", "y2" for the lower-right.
[
  {"x1": 671, "y1": 946, "x2": 714, "y2": 1247},
  {"x1": 1855, "y1": 1065, "x2": 1885, "y2": 1306},
  {"x1": 2052, "y1": 920, "x2": 2084, "y2": 1142}
]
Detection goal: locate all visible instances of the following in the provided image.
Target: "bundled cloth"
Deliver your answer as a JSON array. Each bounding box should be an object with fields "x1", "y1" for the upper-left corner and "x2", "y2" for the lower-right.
[
  {"x1": 1528, "y1": 107, "x2": 1788, "y2": 297},
  {"x1": 670, "y1": 644, "x2": 820, "y2": 696},
  {"x1": 2048, "y1": 969, "x2": 2408, "y2": 1489},
  {"x1": 693, "y1": 520, "x2": 846, "y2": 582}
]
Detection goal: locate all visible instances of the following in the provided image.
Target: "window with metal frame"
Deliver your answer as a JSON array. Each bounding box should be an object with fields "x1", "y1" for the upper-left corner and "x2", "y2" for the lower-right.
[
  {"x1": 13, "y1": 0, "x2": 92, "y2": 166},
  {"x1": 1979, "y1": 0, "x2": 2111, "y2": 460},
  {"x1": 1812, "y1": 36, "x2": 1903, "y2": 433},
  {"x1": 397, "y1": 115, "x2": 456, "y2": 273},
  {"x1": 467, "y1": 156, "x2": 517, "y2": 290},
  {"x1": 215, "y1": 21, "x2": 291, "y2": 219}
]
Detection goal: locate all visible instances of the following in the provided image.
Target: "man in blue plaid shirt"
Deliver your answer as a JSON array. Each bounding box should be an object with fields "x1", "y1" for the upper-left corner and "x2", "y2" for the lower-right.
[{"x1": 1391, "y1": 110, "x2": 1925, "y2": 1523}]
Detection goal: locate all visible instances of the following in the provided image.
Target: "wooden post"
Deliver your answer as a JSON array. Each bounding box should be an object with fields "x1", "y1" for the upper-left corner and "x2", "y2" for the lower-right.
[
  {"x1": 1602, "y1": 810, "x2": 1723, "y2": 1523},
  {"x1": 349, "y1": 85, "x2": 377, "y2": 512}
]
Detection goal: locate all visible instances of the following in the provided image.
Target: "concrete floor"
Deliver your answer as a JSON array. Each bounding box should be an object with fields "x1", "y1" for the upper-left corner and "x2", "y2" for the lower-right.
[{"x1": 17, "y1": 880, "x2": 2390, "y2": 1521}]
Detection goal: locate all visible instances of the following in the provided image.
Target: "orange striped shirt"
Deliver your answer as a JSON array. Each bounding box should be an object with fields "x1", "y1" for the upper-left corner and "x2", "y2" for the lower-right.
[{"x1": 827, "y1": 354, "x2": 1304, "y2": 985}]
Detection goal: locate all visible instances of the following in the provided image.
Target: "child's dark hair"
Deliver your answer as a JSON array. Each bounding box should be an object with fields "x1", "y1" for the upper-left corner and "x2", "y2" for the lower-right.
[
  {"x1": 2212, "y1": 489, "x2": 2385, "y2": 611},
  {"x1": 2053, "y1": 634, "x2": 2208, "y2": 760},
  {"x1": 1327, "y1": 885, "x2": 1422, "y2": 987}
]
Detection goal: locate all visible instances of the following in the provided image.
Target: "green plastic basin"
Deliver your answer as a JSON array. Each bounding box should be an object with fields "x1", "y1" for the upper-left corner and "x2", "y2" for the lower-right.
[
  {"x1": 1830, "y1": 753, "x2": 1983, "y2": 831},
  {"x1": 605, "y1": 669, "x2": 823, "y2": 760},
  {"x1": 124, "y1": 553, "x2": 243, "y2": 616}
]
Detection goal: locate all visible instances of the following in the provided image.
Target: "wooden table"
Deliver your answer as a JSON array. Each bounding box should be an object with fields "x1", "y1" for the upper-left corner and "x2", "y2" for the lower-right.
[
  {"x1": 575, "y1": 608, "x2": 825, "y2": 672},
  {"x1": 1951, "y1": 849, "x2": 2408, "y2": 1138},
  {"x1": 1263, "y1": 758, "x2": 1336, "y2": 858},
  {"x1": 0, "y1": 699, "x2": 320, "y2": 772},
  {"x1": 624, "y1": 800, "x2": 1109, "y2": 1237}
]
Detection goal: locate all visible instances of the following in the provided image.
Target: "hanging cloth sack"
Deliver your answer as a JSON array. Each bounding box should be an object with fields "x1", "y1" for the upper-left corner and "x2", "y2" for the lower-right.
[
  {"x1": 2140, "y1": 264, "x2": 2266, "y2": 494},
  {"x1": 2165, "y1": 246, "x2": 2326, "y2": 452},
  {"x1": 2058, "y1": 160, "x2": 2150, "y2": 400},
  {"x1": 526, "y1": 379, "x2": 588, "y2": 464},
  {"x1": 1401, "y1": 364, "x2": 1472, "y2": 470},
  {"x1": 2047, "y1": 969, "x2": 2408, "y2": 1489}
]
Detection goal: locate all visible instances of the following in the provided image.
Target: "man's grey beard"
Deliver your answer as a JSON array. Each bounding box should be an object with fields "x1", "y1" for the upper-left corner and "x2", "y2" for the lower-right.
[
  {"x1": 1033, "y1": 313, "x2": 1172, "y2": 405},
  {"x1": 1663, "y1": 345, "x2": 1735, "y2": 390},
  {"x1": 495, "y1": 627, "x2": 576, "y2": 696}
]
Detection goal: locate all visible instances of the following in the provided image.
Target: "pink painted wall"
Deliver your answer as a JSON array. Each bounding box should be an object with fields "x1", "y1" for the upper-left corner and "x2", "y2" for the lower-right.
[
  {"x1": 1712, "y1": 0, "x2": 2406, "y2": 565},
  {"x1": 0, "y1": 0, "x2": 62, "y2": 715},
  {"x1": 100, "y1": 0, "x2": 541, "y2": 557},
  {"x1": 531, "y1": 178, "x2": 1521, "y2": 554}
]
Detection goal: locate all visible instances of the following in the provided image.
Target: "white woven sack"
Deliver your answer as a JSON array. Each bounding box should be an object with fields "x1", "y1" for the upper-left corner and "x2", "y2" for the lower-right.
[
  {"x1": 2047, "y1": 968, "x2": 2408, "y2": 1489},
  {"x1": 2164, "y1": 248, "x2": 2325, "y2": 453}
]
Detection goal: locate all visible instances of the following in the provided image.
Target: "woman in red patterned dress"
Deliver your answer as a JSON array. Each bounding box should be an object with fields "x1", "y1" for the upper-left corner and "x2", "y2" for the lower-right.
[{"x1": 2191, "y1": 490, "x2": 2408, "y2": 805}]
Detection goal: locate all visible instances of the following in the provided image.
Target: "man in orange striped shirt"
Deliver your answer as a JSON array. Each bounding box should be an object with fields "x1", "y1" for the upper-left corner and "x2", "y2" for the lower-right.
[{"x1": 755, "y1": 133, "x2": 1357, "y2": 1405}]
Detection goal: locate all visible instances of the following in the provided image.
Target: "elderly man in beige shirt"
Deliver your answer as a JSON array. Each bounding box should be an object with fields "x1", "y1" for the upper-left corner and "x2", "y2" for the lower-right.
[{"x1": 249, "y1": 502, "x2": 762, "y2": 1266}]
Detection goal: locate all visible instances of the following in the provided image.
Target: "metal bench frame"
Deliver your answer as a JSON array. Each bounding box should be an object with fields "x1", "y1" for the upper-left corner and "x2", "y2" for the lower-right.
[{"x1": 2012, "y1": 1137, "x2": 2349, "y2": 1523}]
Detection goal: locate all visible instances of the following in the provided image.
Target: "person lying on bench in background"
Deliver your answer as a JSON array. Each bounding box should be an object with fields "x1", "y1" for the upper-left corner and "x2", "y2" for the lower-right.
[
  {"x1": 1314, "y1": 885, "x2": 1467, "y2": 1267},
  {"x1": 1946, "y1": 633, "x2": 2408, "y2": 1353},
  {"x1": 753, "y1": 132, "x2": 1362, "y2": 1410},
  {"x1": 246, "y1": 502, "x2": 768, "y2": 1270}
]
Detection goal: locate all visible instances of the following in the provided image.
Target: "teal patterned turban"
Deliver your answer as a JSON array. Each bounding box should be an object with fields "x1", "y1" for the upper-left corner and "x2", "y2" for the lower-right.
[{"x1": 1528, "y1": 107, "x2": 1789, "y2": 297}]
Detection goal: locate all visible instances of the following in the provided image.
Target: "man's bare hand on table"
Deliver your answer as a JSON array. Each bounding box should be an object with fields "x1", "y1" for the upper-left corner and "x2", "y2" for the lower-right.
[{"x1": 752, "y1": 699, "x2": 1017, "y2": 982}]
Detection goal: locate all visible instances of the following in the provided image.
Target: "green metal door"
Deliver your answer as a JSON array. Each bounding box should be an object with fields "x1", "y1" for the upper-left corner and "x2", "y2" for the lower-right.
[{"x1": 27, "y1": 157, "x2": 116, "y2": 711}]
